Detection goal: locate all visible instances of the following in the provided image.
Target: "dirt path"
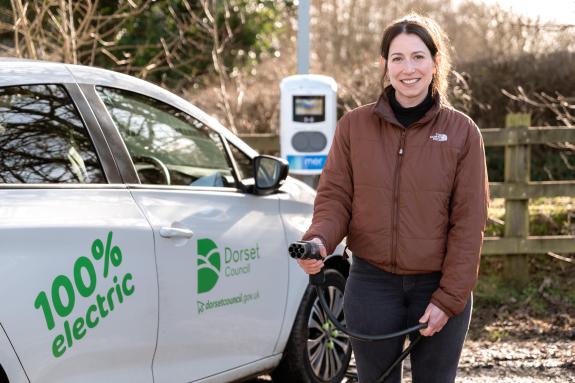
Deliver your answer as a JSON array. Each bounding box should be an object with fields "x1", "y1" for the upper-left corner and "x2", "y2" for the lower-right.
[
  {"x1": 341, "y1": 338, "x2": 574, "y2": 382},
  {"x1": 252, "y1": 336, "x2": 574, "y2": 382},
  {"x1": 454, "y1": 338, "x2": 575, "y2": 383}
]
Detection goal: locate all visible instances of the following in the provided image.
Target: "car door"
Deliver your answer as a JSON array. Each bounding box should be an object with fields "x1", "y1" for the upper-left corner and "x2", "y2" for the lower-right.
[
  {"x1": 0, "y1": 80, "x2": 158, "y2": 382},
  {"x1": 90, "y1": 85, "x2": 289, "y2": 382}
]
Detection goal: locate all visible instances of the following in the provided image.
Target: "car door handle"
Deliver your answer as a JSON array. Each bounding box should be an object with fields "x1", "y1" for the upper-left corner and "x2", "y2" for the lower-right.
[{"x1": 159, "y1": 227, "x2": 195, "y2": 239}]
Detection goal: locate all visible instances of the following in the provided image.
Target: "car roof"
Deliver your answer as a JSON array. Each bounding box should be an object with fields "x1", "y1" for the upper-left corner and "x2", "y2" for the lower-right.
[
  {"x1": 0, "y1": 58, "x2": 258, "y2": 157},
  {"x1": 0, "y1": 58, "x2": 76, "y2": 84}
]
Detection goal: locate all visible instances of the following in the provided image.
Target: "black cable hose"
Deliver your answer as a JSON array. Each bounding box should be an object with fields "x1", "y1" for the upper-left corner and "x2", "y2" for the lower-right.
[
  {"x1": 314, "y1": 282, "x2": 425, "y2": 382},
  {"x1": 314, "y1": 284, "x2": 427, "y2": 342},
  {"x1": 289, "y1": 241, "x2": 428, "y2": 382}
]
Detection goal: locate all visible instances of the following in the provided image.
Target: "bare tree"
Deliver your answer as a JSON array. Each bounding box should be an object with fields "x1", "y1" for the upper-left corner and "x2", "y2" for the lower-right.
[
  {"x1": 194, "y1": 0, "x2": 239, "y2": 134},
  {"x1": 503, "y1": 87, "x2": 575, "y2": 178},
  {"x1": 4, "y1": 0, "x2": 152, "y2": 65},
  {"x1": 0, "y1": 0, "x2": 289, "y2": 135}
]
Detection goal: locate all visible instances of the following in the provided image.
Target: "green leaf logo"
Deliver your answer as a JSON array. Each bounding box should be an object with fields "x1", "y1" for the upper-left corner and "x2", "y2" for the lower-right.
[{"x1": 197, "y1": 238, "x2": 220, "y2": 294}]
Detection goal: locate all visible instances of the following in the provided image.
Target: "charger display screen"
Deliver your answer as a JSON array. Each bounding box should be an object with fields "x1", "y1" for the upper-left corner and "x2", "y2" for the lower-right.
[{"x1": 293, "y1": 96, "x2": 325, "y2": 123}]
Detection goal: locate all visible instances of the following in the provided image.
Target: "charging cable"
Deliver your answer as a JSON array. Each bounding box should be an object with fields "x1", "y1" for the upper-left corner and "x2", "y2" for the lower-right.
[{"x1": 289, "y1": 241, "x2": 427, "y2": 382}]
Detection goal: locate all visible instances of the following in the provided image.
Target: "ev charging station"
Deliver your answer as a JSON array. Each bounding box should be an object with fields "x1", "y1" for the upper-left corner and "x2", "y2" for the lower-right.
[{"x1": 280, "y1": 74, "x2": 337, "y2": 176}]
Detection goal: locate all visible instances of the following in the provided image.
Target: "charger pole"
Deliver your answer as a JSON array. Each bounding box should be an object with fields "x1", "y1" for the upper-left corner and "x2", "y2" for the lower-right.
[
  {"x1": 296, "y1": 0, "x2": 319, "y2": 189},
  {"x1": 297, "y1": 0, "x2": 310, "y2": 75}
]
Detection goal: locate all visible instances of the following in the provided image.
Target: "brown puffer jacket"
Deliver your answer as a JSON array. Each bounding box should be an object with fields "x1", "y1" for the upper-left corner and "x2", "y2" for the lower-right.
[{"x1": 303, "y1": 92, "x2": 489, "y2": 317}]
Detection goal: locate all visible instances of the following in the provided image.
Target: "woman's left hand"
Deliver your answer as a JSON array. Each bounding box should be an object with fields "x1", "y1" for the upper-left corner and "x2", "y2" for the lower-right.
[{"x1": 418, "y1": 303, "x2": 449, "y2": 336}]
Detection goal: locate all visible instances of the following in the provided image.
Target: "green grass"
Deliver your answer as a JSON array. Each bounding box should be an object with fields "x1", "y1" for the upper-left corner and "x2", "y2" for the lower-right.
[
  {"x1": 475, "y1": 254, "x2": 574, "y2": 315},
  {"x1": 486, "y1": 197, "x2": 575, "y2": 237},
  {"x1": 480, "y1": 196, "x2": 574, "y2": 314},
  {"x1": 471, "y1": 252, "x2": 574, "y2": 341}
]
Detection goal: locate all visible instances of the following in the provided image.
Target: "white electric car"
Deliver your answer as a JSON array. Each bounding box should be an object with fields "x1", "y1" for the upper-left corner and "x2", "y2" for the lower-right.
[{"x1": 0, "y1": 59, "x2": 351, "y2": 383}]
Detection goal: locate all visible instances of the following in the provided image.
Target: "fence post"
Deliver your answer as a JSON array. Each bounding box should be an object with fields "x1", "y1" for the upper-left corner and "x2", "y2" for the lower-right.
[{"x1": 503, "y1": 113, "x2": 531, "y2": 286}]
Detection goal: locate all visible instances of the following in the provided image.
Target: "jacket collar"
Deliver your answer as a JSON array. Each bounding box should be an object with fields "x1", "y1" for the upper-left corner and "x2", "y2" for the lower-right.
[{"x1": 373, "y1": 86, "x2": 442, "y2": 128}]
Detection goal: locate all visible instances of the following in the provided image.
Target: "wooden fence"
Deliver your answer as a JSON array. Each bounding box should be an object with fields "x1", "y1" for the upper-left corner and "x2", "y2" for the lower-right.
[
  {"x1": 240, "y1": 115, "x2": 575, "y2": 282},
  {"x1": 481, "y1": 114, "x2": 575, "y2": 282}
]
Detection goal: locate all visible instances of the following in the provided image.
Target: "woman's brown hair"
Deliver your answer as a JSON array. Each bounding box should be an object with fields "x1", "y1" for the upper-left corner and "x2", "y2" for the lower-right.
[{"x1": 380, "y1": 13, "x2": 452, "y2": 103}]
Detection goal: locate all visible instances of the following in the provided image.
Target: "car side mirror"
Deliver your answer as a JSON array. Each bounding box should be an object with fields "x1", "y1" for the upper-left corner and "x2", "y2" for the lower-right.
[{"x1": 253, "y1": 155, "x2": 289, "y2": 195}]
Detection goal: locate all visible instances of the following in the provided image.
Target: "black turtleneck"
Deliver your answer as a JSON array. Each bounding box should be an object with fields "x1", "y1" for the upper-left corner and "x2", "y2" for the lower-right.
[{"x1": 388, "y1": 87, "x2": 434, "y2": 128}]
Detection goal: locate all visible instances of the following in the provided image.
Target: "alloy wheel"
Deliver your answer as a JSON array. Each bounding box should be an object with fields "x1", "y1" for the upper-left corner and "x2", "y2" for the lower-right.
[{"x1": 307, "y1": 285, "x2": 351, "y2": 381}]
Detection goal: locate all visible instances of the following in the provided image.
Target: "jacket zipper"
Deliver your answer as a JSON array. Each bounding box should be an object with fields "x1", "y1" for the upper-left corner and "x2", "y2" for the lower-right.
[{"x1": 391, "y1": 128, "x2": 407, "y2": 273}]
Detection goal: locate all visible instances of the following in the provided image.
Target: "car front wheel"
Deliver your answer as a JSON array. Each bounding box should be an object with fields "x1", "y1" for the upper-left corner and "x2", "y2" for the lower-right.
[{"x1": 272, "y1": 269, "x2": 351, "y2": 383}]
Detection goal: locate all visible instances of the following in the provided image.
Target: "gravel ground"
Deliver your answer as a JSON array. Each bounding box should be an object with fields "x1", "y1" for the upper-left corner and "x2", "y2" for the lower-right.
[
  {"x1": 400, "y1": 337, "x2": 574, "y2": 382},
  {"x1": 455, "y1": 338, "x2": 575, "y2": 383},
  {"x1": 253, "y1": 336, "x2": 574, "y2": 382}
]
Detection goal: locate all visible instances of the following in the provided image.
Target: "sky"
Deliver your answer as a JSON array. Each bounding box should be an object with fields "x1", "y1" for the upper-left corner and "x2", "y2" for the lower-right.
[{"x1": 454, "y1": 0, "x2": 575, "y2": 24}]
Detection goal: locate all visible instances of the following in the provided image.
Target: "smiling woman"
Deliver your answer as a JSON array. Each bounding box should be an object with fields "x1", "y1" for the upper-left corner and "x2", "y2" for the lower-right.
[
  {"x1": 379, "y1": 13, "x2": 452, "y2": 109},
  {"x1": 383, "y1": 33, "x2": 436, "y2": 107},
  {"x1": 298, "y1": 12, "x2": 489, "y2": 383}
]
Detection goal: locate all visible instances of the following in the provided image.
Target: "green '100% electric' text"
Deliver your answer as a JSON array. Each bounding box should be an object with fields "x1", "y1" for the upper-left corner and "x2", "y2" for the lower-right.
[{"x1": 34, "y1": 231, "x2": 135, "y2": 358}]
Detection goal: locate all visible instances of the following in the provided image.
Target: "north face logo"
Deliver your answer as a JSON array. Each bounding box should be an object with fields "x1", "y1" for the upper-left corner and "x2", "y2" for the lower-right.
[
  {"x1": 197, "y1": 238, "x2": 221, "y2": 294},
  {"x1": 430, "y1": 133, "x2": 448, "y2": 142}
]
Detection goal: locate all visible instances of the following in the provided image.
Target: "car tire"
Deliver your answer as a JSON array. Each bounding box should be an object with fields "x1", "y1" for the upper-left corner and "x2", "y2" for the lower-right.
[{"x1": 272, "y1": 269, "x2": 351, "y2": 383}]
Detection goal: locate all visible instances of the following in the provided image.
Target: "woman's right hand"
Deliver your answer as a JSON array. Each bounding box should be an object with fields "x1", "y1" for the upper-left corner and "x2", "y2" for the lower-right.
[{"x1": 296, "y1": 237, "x2": 327, "y2": 275}]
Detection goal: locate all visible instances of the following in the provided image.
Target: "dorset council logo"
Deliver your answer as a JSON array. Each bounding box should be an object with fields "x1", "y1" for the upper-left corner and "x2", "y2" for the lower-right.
[{"x1": 197, "y1": 238, "x2": 220, "y2": 293}]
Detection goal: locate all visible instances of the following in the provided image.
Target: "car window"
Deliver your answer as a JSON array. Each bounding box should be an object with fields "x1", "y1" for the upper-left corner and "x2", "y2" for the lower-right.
[
  {"x1": 96, "y1": 87, "x2": 235, "y2": 188},
  {"x1": 0, "y1": 84, "x2": 106, "y2": 184},
  {"x1": 229, "y1": 143, "x2": 253, "y2": 180}
]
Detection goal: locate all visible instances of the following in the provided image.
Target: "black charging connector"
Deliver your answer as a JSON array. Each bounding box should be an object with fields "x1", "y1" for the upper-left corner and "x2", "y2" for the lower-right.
[{"x1": 288, "y1": 241, "x2": 326, "y2": 285}]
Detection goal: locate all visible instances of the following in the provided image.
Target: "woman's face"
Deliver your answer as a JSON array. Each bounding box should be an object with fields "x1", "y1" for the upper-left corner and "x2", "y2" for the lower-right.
[{"x1": 383, "y1": 33, "x2": 437, "y2": 107}]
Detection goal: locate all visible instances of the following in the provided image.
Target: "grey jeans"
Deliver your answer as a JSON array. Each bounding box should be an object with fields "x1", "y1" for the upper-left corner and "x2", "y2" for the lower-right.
[{"x1": 343, "y1": 257, "x2": 472, "y2": 383}]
